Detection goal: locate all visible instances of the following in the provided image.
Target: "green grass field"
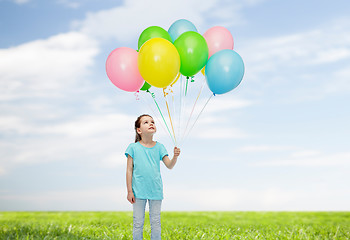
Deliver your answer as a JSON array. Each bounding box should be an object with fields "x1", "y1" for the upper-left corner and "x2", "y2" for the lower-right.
[{"x1": 0, "y1": 211, "x2": 349, "y2": 239}]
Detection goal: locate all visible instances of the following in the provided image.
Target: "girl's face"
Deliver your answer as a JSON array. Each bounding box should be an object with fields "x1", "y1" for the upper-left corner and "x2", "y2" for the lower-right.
[{"x1": 137, "y1": 116, "x2": 156, "y2": 136}]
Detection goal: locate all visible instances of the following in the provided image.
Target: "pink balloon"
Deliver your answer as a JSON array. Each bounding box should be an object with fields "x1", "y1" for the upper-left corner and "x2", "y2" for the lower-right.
[
  {"x1": 106, "y1": 47, "x2": 144, "y2": 92},
  {"x1": 203, "y1": 26, "x2": 234, "y2": 58}
]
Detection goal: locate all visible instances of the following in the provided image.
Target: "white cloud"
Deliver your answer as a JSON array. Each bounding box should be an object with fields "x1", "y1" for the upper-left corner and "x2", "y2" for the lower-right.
[
  {"x1": 0, "y1": 113, "x2": 135, "y2": 177},
  {"x1": 290, "y1": 150, "x2": 320, "y2": 158},
  {"x1": 38, "y1": 113, "x2": 133, "y2": 137},
  {"x1": 323, "y1": 66, "x2": 350, "y2": 94},
  {"x1": 251, "y1": 151, "x2": 350, "y2": 167},
  {"x1": 0, "y1": 116, "x2": 25, "y2": 134},
  {"x1": 0, "y1": 166, "x2": 5, "y2": 176},
  {"x1": 100, "y1": 152, "x2": 126, "y2": 168},
  {"x1": 71, "y1": 0, "x2": 261, "y2": 44},
  {"x1": 205, "y1": 96, "x2": 254, "y2": 113},
  {"x1": 243, "y1": 26, "x2": 350, "y2": 70},
  {"x1": 237, "y1": 145, "x2": 295, "y2": 152},
  {"x1": 312, "y1": 48, "x2": 350, "y2": 64},
  {"x1": 0, "y1": 112, "x2": 134, "y2": 138},
  {"x1": 167, "y1": 107, "x2": 249, "y2": 143},
  {"x1": 0, "y1": 31, "x2": 99, "y2": 100},
  {"x1": 241, "y1": 17, "x2": 350, "y2": 101},
  {"x1": 193, "y1": 125, "x2": 248, "y2": 139}
]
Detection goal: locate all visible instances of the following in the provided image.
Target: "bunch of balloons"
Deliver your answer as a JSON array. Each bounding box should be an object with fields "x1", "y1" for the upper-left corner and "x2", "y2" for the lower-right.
[
  {"x1": 106, "y1": 19, "x2": 245, "y2": 146},
  {"x1": 106, "y1": 19, "x2": 244, "y2": 95}
]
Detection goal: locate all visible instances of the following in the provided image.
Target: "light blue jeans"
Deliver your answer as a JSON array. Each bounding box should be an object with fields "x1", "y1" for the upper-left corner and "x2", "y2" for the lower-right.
[{"x1": 133, "y1": 198, "x2": 162, "y2": 240}]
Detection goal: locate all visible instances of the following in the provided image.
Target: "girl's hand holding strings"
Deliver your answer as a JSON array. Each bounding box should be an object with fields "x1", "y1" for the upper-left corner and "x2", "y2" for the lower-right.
[{"x1": 174, "y1": 147, "x2": 181, "y2": 158}]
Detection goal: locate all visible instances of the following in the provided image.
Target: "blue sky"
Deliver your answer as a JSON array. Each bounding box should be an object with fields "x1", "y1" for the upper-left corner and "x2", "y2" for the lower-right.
[{"x1": 1, "y1": 0, "x2": 350, "y2": 211}]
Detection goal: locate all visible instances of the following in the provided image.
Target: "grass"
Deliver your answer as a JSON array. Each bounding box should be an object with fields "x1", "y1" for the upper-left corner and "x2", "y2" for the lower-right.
[{"x1": 0, "y1": 211, "x2": 349, "y2": 239}]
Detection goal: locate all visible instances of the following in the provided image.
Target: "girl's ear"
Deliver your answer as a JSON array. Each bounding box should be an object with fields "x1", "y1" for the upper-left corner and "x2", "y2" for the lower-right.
[{"x1": 136, "y1": 128, "x2": 142, "y2": 134}]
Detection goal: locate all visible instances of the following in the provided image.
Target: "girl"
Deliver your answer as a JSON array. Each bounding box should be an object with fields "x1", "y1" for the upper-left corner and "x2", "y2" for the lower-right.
[{"x1": 125, "y1": 114, "x2": 180, "y2": 240}]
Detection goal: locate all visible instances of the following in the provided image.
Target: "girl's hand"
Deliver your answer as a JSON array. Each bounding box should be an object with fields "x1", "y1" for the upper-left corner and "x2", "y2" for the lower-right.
[
  {"x1": 174, "y1": 147, "x2": 181, "y2": 158},
  {"x1": 127, "y1": 191, "x2": 135, "y2": 204}
]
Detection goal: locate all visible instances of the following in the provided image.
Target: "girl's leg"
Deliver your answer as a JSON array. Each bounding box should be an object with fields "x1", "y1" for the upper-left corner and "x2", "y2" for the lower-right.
[
  {"x1": 133, "y1": 198, "x2": 147, "y2": 240},
  {"x1": 149, "y1": 199, "x2": 162, "y2": 240}
]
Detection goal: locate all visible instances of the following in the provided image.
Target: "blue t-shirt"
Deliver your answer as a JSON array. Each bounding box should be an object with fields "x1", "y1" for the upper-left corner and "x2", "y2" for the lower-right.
[{"x1": 125, "y1": 141, "x2": 168, "y2": 200}]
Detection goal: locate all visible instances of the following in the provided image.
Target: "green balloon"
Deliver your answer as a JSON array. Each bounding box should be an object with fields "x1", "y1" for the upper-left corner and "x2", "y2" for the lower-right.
[
  {"x1": 140, "y1": 81, "x2": 151, "y2": 91},
  {"x1": 138, "y1": 26, "x2": 172, "y2": 50},
  {"x1": 174, "y1": 31, "x2": 208, "y2": 77}
]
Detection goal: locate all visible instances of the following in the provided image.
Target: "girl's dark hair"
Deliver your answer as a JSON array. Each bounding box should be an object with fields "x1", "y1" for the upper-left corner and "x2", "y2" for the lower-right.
[{"x1": 135, "y1": 114, "x2": 153, "y2": 142}]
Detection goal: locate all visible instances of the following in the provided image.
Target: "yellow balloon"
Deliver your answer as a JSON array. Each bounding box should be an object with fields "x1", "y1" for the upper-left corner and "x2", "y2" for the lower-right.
[
  {"x1": 138, "y1": 38, "x2": 180, "y2": 88},
  {"x1": 201, "y1": 66, "x2": 206, "y2": 76},
  {"x1": 171, "y1": 72, "x2": 180, "y2": 86}
]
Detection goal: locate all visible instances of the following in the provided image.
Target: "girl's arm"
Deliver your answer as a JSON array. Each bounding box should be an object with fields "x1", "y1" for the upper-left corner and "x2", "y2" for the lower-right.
[
  {"x1": 163, "y1": 147, "x2": 180, "y2": 169},
  {"x1": 126, "y1": 155, "x2": 135, "y2": 204}
]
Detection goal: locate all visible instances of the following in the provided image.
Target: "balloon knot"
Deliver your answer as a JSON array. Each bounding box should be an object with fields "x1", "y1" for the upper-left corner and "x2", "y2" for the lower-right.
[
  {"x1": 168, "y1": 85, "x2": 174, "y2": 94},
  {"x1": 134, "y1": 91, "x2": 140, "y2": 100},
  {"x1": 147, "y1": 90, "x2": 155, "y2": 98},
  {"x1": 163, "y1": 88, "x2": 169, "y2": 97}
]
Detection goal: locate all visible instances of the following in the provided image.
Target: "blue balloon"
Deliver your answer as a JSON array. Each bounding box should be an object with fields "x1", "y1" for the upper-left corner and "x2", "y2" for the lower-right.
[
  {"x1": 205, "y1": 49, "x2": 245, "y2": 94},
  {"x1": 168, "y1": 19, "x2": 198, "y2": 42}
]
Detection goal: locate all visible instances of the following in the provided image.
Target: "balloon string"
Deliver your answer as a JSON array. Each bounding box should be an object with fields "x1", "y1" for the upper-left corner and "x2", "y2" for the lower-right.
[
  {"x1": 163, "y1": 88, "x2": 177, "y2": 146},
  {"x1": 170, "y1": 72, "x2": 180, "y2": 139},
  {"x1": 169, "y1": 73, "x2": 179, "y2": 138},
  {"x1": 178, "y1": 75, "x2": 183, "y2": 144},
  {"x1": 180, "y1": 77, "x2": 205, "y2": 145},
  {"x1": 146, "y1": 89, "x2": 175, "y2": 145},
  {"x1": 179, "y1": 75, "x2": 195, "y2": 147},
  {"x1": 140, "y1": 91, "x2": 173, "y2": 144},
  {"x1": 172, "y1": 92, "x2": 176, "y2": 129},
  {"x1": 180, "y1": 75, "x2": 187, "y2": 146},
  {"x1": 134, "y1": 90, "x2": 140, "y2": 100},
  {"x1": 169, "y1": 84, "x2": 177, "y2": 145},
  {"x1": 185, "y1": 76, "x2": 189, "y2": 96},
  {"x1": 182, "y1": 93, "x2": 214, "y2": 145},
  {"x1": 164, "y1": 83, "x2": 177, "y2": 143}
]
